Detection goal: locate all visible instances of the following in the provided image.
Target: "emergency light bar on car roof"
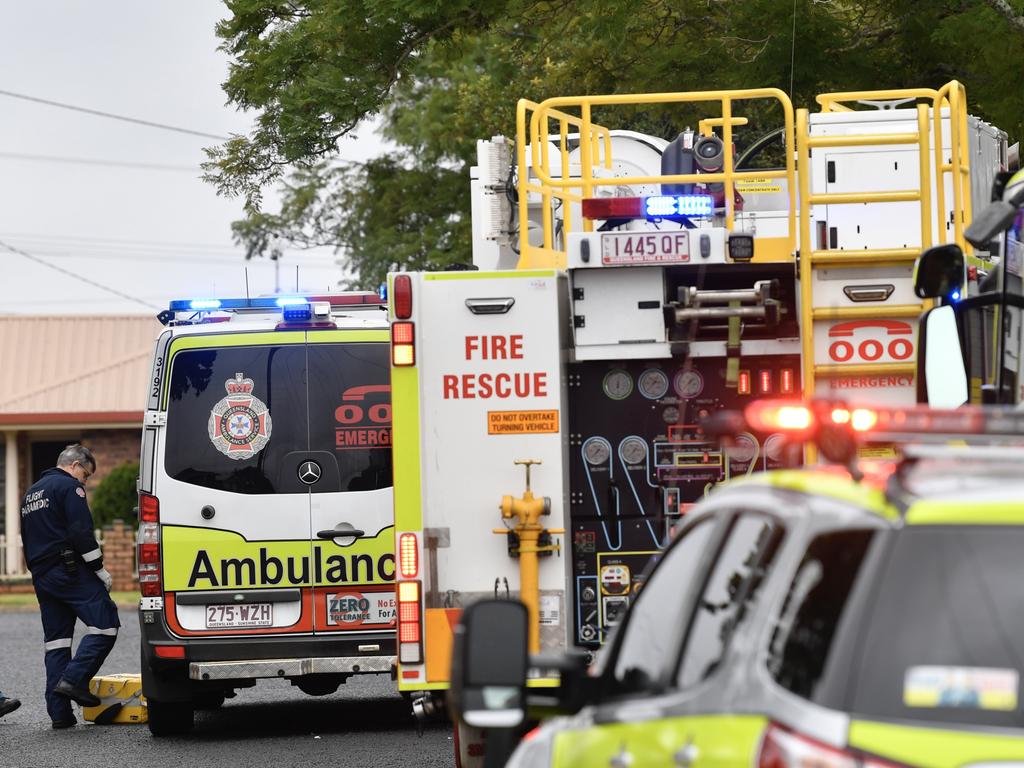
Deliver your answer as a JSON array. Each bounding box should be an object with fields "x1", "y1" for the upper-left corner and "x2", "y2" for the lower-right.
[
  {"x1": 581, "y1": 194, "x2": 715, "y2": 221},
  {"x1": 167, "y1": 293, "x2": 384, "y2": 312}
]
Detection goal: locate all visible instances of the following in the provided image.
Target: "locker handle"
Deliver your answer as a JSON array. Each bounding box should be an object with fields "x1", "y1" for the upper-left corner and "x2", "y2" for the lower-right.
[
  {"x1": 465, "y1": 297, "x2": 515, "y2": 315},
  {"x1": 843, "y1": 285, "x2": 895, "y2": 303}
]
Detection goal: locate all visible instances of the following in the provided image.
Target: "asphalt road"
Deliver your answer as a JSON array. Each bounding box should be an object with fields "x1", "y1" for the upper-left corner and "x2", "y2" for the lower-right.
[{"x1": 0, "y1": 607, "x2": 454, "y2": 768}]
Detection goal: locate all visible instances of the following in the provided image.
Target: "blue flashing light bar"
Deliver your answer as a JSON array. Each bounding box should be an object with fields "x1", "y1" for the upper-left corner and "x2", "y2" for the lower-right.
[
  {"x1": 950, "y1": 290, "x2": 962, "y2": 302},
  {"x1": 189, "y1": 299, "x2": 222, "y2": 310},
  {"x1": 275, "y1": 296, "x2": 307, "y2": 307},
  {"x1": 644, "y1": 194, "x2": 714, "y2": 219}
]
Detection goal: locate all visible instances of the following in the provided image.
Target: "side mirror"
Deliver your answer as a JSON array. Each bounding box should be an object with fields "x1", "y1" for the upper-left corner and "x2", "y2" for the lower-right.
[
  {"x1": 965, "y1": 201, "x2": 1020, "y2": 250},
  {"x1": 913, "y1": 244, "x2": 964, "y2": 299},
  {"x1": 449, "y1": 600, "x2": 529, "y2": 730},
  {"x1": 917, "y1": 305, "x2": 968, "y2": 407}
]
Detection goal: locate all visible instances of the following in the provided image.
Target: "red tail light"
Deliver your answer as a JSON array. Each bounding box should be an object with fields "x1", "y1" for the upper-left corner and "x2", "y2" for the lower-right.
[
  {"x1": 758, "y1": 722, "x2": 905, "y2": 768},
  {"x1": 396, "y1": 580, "x2": 423, "y2": 664},
  {"x1": 137, "y1": 506, "x2": 162, "y2": 597},
  {"x1": 139, "y1": 493, "x2": 159, "y2": 523},
  {"x1": 393, "y1": 275, "x2": 413, "y2": 319}
]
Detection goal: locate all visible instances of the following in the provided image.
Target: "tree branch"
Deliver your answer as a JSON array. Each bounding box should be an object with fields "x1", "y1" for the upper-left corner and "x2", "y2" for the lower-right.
[{"x1": 980, "y1": 0, "x2": 1024, "y2": 34}]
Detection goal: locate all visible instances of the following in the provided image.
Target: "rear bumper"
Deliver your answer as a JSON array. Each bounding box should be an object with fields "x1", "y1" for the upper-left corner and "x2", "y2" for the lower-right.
[{"x1": 190, "y1": 655, "x2": 396, "y2": 681}]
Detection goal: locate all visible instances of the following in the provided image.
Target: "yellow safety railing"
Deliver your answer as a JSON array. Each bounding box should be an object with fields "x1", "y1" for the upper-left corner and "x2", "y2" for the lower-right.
[
  {"x1": 797, "y1": 83, "x2": 976, "y2": 410},
  {"x1": 815, "y1": 81, "x2": 973, "y2": 255},
  {"x1": 515, "y1": 89, "x2": 797, "y2": 269}
]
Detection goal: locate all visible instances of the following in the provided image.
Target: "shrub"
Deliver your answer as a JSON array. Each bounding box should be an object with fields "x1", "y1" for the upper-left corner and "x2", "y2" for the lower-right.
[{"x1": 90, "y1": 461, "x2": 139, "y2": 529}]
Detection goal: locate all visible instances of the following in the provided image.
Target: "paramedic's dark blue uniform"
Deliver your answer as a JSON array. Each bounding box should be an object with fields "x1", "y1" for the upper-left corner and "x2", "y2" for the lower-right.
[{"x1": 21, "y1": 468, "x2": 119, "y2": 722}]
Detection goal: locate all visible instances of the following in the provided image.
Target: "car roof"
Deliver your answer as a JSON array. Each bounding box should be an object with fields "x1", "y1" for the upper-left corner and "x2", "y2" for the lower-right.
[{"x1": 732, "y1": 459, "x2": 1024, "y2": 526}]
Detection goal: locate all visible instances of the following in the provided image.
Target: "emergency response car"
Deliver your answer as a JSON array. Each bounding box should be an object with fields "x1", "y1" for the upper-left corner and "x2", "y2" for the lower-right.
[
  {"x1": 138, "y1": 293, "x2": 396, "y2": 736},
  {"x1": 388, "y1": 82, "x2": 1009, "y2": 760},
  {"x1": 451, "y1": 400, "x2": 1024, "y2": 767}
]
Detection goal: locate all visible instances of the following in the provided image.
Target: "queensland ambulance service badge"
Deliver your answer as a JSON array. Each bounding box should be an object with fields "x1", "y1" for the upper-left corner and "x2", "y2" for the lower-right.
[{"x1": 208, "y1": 373, "x2": 272, "y2": 460}]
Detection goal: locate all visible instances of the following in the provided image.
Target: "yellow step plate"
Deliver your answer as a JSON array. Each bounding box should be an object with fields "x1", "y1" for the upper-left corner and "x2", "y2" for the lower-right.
[{"x1": 84, "y1": 673, "x2": 147, "y2": 725}]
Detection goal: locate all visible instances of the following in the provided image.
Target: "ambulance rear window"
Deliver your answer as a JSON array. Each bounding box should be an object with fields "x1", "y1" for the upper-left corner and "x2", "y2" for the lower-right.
[{"x1": 164, "y1": 342, "x2": 391, "y2": 495}]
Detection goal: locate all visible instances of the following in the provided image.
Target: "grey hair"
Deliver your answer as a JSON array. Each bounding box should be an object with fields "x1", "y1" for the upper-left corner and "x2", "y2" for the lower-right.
[{"x1": 57, "y1": 444, "x2": 96, "y2": 472}]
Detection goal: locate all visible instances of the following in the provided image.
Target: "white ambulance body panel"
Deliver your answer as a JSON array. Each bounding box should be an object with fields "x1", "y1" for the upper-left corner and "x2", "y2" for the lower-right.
[{"x1": 410, "y1": 271, "x2": 571, "y2": 649}]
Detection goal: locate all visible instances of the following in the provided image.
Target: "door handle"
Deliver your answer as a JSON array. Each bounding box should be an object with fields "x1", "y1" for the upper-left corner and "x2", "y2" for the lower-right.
[
  {"x1": 609, "y1": 745, "x2": 634, "y2": 768},
  {"x1": 317, "y1": 528, "x2": 366, "y2": 539},
  {"x1": 673, "y1": 740, "x2": 699, "y2": 767}
]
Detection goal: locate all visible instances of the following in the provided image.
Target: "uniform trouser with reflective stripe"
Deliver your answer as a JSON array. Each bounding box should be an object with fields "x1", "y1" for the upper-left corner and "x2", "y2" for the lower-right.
[{"x1": 33, "y1": 565, "x2": 120, "y2": 722}]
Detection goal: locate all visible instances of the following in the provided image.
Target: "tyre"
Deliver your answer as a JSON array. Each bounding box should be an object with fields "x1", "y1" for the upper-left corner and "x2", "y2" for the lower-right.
[
  {"x1": 193, "y1": 692, "x2": 226, "y2": 710},
  {"x1": 147, "y1": 698, "x2": 194, "y2": 737}
]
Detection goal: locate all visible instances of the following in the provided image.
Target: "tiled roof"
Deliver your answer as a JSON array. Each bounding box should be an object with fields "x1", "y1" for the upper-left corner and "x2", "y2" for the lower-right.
[{"x1": 0, "y1": 315, "x2": 160, "y2": 424}]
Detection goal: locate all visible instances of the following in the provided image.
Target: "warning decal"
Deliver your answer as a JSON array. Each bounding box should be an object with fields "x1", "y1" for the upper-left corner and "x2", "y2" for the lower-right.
[{"x1": 487, "y1": 409, "x2": 559, "y2": 435}]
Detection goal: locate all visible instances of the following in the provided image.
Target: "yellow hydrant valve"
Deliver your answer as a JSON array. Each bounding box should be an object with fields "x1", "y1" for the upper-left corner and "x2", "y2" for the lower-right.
[{"x1": 493, "y1": 459, "x2": 562, "y2": 654}]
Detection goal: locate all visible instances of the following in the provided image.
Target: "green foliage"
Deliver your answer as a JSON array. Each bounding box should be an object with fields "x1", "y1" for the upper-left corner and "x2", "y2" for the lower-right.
[
  {"x1": 90, "y1": 462, "x2": 139, "y2": 530},
  {"x1": 207, "y1": 0, "x2": 1024, "y2": 289}
]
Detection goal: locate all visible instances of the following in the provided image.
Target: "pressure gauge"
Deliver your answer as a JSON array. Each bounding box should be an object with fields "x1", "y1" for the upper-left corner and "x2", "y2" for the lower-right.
[
  {"x1": 583, "y1": 438, "x2": 611, "y2": 466},
  {"x1": 662, "y1": 405, "x2": 681, "y2": 424},
  {"x1": 727, "y1": 434, "x2": 758, "y2": 464},
  {"x1": 602, "y1": 369, "x2": 633, "y2": 400},
  {"x1": 637, "y1": 368, "x2": 670, "y2": 400},
  {"x1": 673, "y1": 369, "x2": 704, "y2": 399},
  {"x1": 764, "y1": 433, "x2": 786, "y2": 463},
  {"x1": 619, "y1": 437, "x2": 647, "y2": 465}
]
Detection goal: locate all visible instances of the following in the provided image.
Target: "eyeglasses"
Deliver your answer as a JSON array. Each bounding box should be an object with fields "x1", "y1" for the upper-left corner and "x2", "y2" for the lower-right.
[{"x1": 74, "y1": 461, "x2": 94, "y2": 480}]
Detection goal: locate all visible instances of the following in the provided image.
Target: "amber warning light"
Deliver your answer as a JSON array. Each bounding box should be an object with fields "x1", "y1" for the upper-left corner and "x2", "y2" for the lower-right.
[{"x1": 391, "y1": 322, "x2": 415, "y2": 366}]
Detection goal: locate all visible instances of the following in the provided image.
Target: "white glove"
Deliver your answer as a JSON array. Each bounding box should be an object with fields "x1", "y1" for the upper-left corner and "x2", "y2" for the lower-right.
[{"x1": 96, "y1": 568, "x2": 113, "y2": 592}]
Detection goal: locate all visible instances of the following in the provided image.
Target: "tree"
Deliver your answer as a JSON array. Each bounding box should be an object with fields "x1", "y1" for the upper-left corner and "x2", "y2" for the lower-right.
[
  {"x1": 91, "y1": 461, "x2": 139, "y2": 530},
  {"x1": 206, "y1": 0, "x2": 1024, "y2": 288}
]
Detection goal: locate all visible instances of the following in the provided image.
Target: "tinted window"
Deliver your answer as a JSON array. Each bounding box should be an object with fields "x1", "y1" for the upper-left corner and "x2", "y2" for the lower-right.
[
  {"x1": 678, "y1": 514, "x2": 783, "y2": 688},
  {"x1": 307, "y1": 343, "x2": 391, "y2": 492},
  {"x1": 852, "y1": 527, "x2": 1024, "y2": 729},
  {"x1": 164, "y1": 342, "x2": 391, "y2": 495},
  {"x1": 165, "y1": 345, "x2": 307, "y2": 494},
  {"x1": 611, "y1": 518, "x2": 716, "y2": 693},
  {"x1": 767, "y1": 529, "x2": 876, "y2": 703}
]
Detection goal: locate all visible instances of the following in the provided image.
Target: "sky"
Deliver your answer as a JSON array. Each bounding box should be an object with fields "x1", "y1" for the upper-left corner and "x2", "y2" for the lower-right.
[{"x1": 0, "y1": 2, "x2": 382, "y2": 315}]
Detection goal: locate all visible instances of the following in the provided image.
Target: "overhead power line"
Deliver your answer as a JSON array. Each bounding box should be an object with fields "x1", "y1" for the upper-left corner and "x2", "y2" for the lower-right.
[
  {"x1": 0, "y1": 88, "x2": 231, "y2": 141},
  {"x1": 0, "y1": 151, "x2": 200, "y2": 173},
  {"x1": 0, "y1": 238, "x2": 161, "y2": 310}
]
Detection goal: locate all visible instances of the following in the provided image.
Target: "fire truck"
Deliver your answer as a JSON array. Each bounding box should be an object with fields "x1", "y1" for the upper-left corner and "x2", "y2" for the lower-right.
[{"x1": 385, "y1": 82, "x2": 1007, "y2": 760}]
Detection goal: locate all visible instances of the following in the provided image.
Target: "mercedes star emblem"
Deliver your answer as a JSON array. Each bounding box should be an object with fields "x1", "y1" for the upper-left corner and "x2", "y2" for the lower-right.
[{"x1": 298, "y1": 460, "x2": 322, "y2": 485}]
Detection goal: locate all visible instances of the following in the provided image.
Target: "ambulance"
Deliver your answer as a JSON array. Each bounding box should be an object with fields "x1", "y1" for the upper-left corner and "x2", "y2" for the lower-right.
[
  {"x1": 137, "y1": 293, "x2": 396, "y2": 736},
  {"x1": 386, "y1": 81, "x2": 1009, "y2": 761}
]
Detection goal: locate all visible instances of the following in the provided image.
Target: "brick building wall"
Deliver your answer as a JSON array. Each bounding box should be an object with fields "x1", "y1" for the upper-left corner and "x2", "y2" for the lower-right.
[
  {"x1": 102, "y1": 519, "x2": 136, "y2": 592},
  {"x1": 80, "y1": 428, "x2": 141, "y2": 489}
]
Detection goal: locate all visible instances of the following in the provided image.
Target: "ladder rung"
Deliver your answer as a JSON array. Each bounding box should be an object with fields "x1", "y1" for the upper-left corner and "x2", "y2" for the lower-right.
[
  {"x1": 812, "y1": 304, "x2": 924, "y2": 320},
  {"x1": 809, "y1": 190, "x2": 920, "y2": 205},
  {"x1": 809, "y1": 248, "x2": 919, "y2": 266},
  {"x1": 814, "y1": 363, "x2": 917, "y2": 377},
  {"x1": 806, "y1": 132, "x2": 920, "y2": 149}
]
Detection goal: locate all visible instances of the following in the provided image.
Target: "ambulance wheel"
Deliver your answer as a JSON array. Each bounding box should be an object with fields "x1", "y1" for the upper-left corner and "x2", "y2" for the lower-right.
[
  {"x1": 147, "y1": 698, "x2": 194, "y2": 736},
  {"x1": 193, "y1": 692, "x2": 225, "y2": 710}
]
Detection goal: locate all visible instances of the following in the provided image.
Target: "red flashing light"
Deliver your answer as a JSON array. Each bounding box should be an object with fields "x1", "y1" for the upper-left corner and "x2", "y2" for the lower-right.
[
  {"x1": 737, "y1": 370, "x2": 751, "y2": 396},
  {"x1": 581, "y1": 197, "x2": 645, "y2": 220},
  {"x1": 305, "y1": 292, "x2": 383, "y2": 306},
  {"x1": 393, "y1": 275, "x2": 413, "y2": 319},
  {"x1": 746, "y1": 401, "x2": 814, "y2": 434},
  {"x1": 780, "y1": 368, "x2": 795, "y2": 395},
  {"x1": 759, "y1": 370, "x2": 772, "y2": 394},
  {"x1": 139, "y1": 494, "x2": 159, "y2": 523},
  {"x1": 154, "y1": 646, "x2": 186, "y2": 659}
]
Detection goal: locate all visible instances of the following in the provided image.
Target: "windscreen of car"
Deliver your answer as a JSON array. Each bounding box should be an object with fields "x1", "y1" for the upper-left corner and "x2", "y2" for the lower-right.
[
  {"x1": 164, "y1": 342, "x2": 392, "y2": 494},
  {"x1": 852, "y1": 526, "x2": 1024, "y2": 729}
]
